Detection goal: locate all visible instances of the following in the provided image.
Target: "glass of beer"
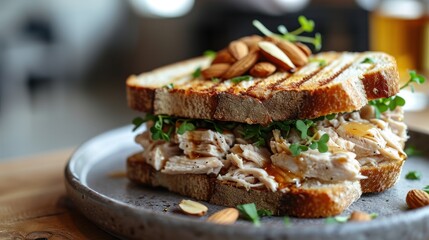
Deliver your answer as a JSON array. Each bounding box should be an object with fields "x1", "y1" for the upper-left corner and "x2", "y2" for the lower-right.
[{"x1": 370, "y1": 0, "x2": 429, "y2": 110}]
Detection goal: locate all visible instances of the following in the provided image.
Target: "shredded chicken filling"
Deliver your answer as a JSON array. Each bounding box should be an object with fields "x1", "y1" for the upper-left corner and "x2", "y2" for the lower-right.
[{"x1": 134, "y1": 106, "x2": 407, "y2": 192}]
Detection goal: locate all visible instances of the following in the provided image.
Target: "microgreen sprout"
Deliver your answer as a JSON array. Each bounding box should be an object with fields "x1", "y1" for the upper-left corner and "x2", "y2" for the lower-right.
[
  {"x1": 405, "y1": 146, "x2": 423, "y2": 156},
  {"x1": 361, "y1": 57, "x2": 375, "y2": 64},
  {"x1": 231, "y1": 75, "x2": 253, "y2": 84},
  {"x1": 192, "y1": 67, "x2": 202, "y2": 78},
  {"x1": 236, "y1": 203, "x2": 272, "y2": 226},
  {"x1": 253, "y1": 16, "x2": 322, "y2": 51},
  {"x1": 203, "y1": 50, "x2": 217, "y2": 59},
  {"x1": 163, "y1": 83, "x2": 174, "y2": 90},
  {"x1": 309, "y1": 58, "x2": 327, "y2": 67},
  {"x1": 369, "y1": 70, "x2": 426, "y2": 118},
  {"x1": 422, "y1": 185, "x2": 429, "y2": 194},
  {"x1": 406, "y1": 171, "x2": 421, "y2": 180}
]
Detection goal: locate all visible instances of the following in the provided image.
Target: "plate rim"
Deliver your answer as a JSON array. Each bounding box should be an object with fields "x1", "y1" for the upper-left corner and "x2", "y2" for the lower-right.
[{"x1": 64, "y1": 125, "x2": 429, "y2": 239}]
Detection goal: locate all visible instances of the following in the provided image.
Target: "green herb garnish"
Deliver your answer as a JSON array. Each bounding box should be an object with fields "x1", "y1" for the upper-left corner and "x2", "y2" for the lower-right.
[
  {"x1": 231, "y1": 75, "x2": 252, "y2": 84},
  {"x1": 177, "y1": 120, "x2": 196, "y2": 134},
  {"x1": 203, "y1": 50, "x2": 217, "y2": 59},
  {"x1": 163, "y1": 83, "x2": 174, "y2": 90},
  {"x1": 257, "y1": 209, "x2": 273, "y2": 217},
  {"x1": 405, "y1": 146, "x2": 423, "y2": 156},
  {"x1": 132, "y1": 114, "x2": 240, "y2": 141},
  {"x1": 237, "y1": 203, "x2": 261, "y2": 226},
  {"x1": 192, "y1": 67, "x2": 202, "y2": 78},
  {"x1": 283, "y1": 216, "x2": 291, "y2": 226},
  {"x1": 369, "y1": 70, "x2": 426, "y2": 118},
  {"x1": 253, "y1": 16, "x2": 322, "y2": 51},
  {"x1": 309, "y1": 58, "x2": 327, "y2": 67},
  {"x1": 402, "y1": 70, "x2": 426, "y2": 92},
  {"x1": 369, "y1": 213, "x2": 378, "y2": 219},
  {"x1": 361, "y1": 57, "x2": 375, "y2": 64},
  {"x1": 289, "y1": 120, "x2": 330, "y2": 156},
  {"x1": 133, "y1": 113, "x2": 331, "y2": 155},
  {"x1": 406, "y1": 171, "x2": 421, "y2": 180},
  {"x1": 422, "y1": 185, "x2": 429, "y2": 194},
  {"x1": 236, "y1": 203, "x2": 272, "y2": 226},
  {"x1": 211, "y1": 77, "x2": 221, "y2": 83}
]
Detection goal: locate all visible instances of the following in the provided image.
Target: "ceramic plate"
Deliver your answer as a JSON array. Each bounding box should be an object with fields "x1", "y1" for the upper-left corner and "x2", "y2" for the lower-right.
[{"x1": 65, "y1": 125, "x2": 429, "y2": 240}]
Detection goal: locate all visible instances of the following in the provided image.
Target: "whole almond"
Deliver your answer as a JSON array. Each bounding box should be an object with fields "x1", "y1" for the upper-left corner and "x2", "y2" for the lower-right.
[
  {"x1": 348, "y1": 211, "x2": 372, "y2": 222},
  {"x1": 239, "y1": 35, "x2": 263, "y2": 48},
  {"x1": 228, "y1": 41, "x2": 249, "y2": 60},
  {"x1": 258, "y1": 41, "x2": 295, "y2": 71},
  {"x1": 406, "y1": 189, "x2": 429, "y2": 209},
  {"x1": 178, "y1": 199, "x2": 208, "y2": 216},
  {"x1": 222, "y1": 51, "x2": 259, "y2": 79},
  {"x1": 295, "y1": 42, "x2": 312, "y2": 57},
  {"x1": 202, "y1": 63, "x2": 230, "y2": 79},
  {"x1": 207, "y1": 208, "x2": 239, "y2": 224},
  {"x1": 266, "y1": 37, "x2": 308, "y2": 67},
  {"x1": 212, "y1": 49, "x2": 236, "y2": 64},
  {"x1": 250, "y1": 62, "x2": 277, "y2": 78}
]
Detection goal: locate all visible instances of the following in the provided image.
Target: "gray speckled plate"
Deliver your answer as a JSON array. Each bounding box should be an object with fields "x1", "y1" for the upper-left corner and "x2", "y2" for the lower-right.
[{"x1": 65, "y1": 125, "x2": 429, "y2": 240}]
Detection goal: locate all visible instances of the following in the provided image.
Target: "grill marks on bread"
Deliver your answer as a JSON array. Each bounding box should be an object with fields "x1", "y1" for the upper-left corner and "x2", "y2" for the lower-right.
[{"x1": 127, "y1": 52, "x2": 400, "y2": 124}]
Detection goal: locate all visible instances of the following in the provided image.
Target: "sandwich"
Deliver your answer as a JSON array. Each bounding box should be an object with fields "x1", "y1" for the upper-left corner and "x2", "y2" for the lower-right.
[{"x1": 125, "y1": 19, "x2": 411, "y2": 217}]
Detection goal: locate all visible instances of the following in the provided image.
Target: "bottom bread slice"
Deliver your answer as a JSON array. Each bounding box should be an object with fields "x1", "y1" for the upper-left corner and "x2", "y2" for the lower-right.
[
  {"x1": 127, "y1": 153, "x2": 362, "y2": 218},
  {"x1": 360, "y1": 159, "x2": 405, "y2": 193}
]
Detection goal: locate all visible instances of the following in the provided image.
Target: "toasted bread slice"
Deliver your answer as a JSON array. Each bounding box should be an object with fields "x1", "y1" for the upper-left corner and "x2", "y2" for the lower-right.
[
  {"x1": 127, "y1": 152, "x2": 362, "y2": 218},
  {"x1": 360, "y1": 159, "x2": 405, "y2": 193},
  {"x1": 127, "y1": 52, "x2": 399, "y2": 124}
]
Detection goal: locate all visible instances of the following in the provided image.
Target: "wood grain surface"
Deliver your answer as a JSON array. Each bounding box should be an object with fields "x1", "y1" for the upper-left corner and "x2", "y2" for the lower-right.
[{"x1": 0, "y1": 148, "x2": 117, "y2": 240}]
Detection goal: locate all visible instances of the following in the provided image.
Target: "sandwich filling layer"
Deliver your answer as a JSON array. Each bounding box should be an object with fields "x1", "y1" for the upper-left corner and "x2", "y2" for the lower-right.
[{"x1": 134, "y1": 105, "x2": 407, "y2": 192}]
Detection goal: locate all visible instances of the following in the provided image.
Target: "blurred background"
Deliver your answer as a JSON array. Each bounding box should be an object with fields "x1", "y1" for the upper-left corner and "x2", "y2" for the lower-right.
[{"x1": 0, "y1": 0, "x2": 428, "y2": 159}]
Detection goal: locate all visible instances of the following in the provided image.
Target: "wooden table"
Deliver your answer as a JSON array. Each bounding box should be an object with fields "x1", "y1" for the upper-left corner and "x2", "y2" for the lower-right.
[
  {"x1": 0, "y1": 110, "x2": 428, "y2": 239},
  {"x1": 0, "y1": 148, "x2": 117, "y2": 239}
]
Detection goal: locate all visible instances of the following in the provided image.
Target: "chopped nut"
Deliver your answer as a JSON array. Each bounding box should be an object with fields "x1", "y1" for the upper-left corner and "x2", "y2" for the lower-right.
[
  {"x1": 222, "y1": 51, "x2": 259, "y2": 79},
  {"x1": 258, "y1": 41, "x2": 295, "y2": 71},
  {"x1": 207, "y1": 208, "x2": 239, "y2": 224},
  {"x1": 348, "y1": 211, "x2": 372, "y2": 222},
  {"x1": 228, "y1": 40, "x2": 249, "y2": 60},
  {"x1": 178, "y1": 199, "x2": 208, "y2": 216},
  {"x1": 294, "y1": 42, "x2": 312, "y2": 57},
  {"x1": 266, "y1": 36, "x2": 308, "y2": 67},
  {"x1": 250, "y1": 62, "x2": 277, "y2": 78},
  {"x1": 202, "y1": 63, "x2": 230, "y2": 79},
  {"x1": 406, "y1": 189, "x2": 429, "y2": 209},
  {"x1": 212, "y1": 49, "x2": 236, "y2": 64}
]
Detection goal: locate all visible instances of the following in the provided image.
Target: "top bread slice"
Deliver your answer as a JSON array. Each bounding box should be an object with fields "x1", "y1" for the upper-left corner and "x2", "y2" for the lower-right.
[{"x1": 127, "y1": 51, "x2": 399, "y2": 125}]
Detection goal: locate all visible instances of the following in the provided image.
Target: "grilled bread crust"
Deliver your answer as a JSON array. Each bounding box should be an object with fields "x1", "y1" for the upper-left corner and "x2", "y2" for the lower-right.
[
  {"x1": 127, "y1": 153, "x2": 362, "y2": 218},
  {"x1": 360, "y1": 159, "x2": 405, "y2": 193},
  {"x1": 127, "y1": 52, "x2": 399, "y2": 124}
]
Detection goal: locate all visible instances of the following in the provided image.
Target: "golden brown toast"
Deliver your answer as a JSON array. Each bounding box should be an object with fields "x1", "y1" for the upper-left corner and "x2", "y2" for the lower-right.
[{"x1": 127, "y1": 52, "x2": 399, "y2": 124}]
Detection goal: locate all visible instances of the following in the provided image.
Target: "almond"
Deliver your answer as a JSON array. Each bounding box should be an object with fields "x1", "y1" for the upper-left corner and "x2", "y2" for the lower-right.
[
  {"x1": 178, "y1": 199, "x2": 208, "y2": 216},
  {"x1": 249, "y1": 62, "x2": 277, "y2": 78},
  {"x1": 207, "y1": 208, "x2": 239, "y2": 224},
  {"x1": 266, "y1": 37, "x2": 308, "y2": 67},
  {"x1": 202, "y1": 63, "x2": 230, "y2": 79},
  {"x1": 239, "y1": 35, "x2": 263, "y2": 48},
  {"x1": 258, "y1": 41, "x2": 295, "y2": 71},
  {"x1": 348, "y1": 211, "x2": 372, "y2": 222},
  {"x1": 295, "y1": 42, "x2": 312, "y2": 57},
  {"x1": 222, "y1": 51, "x2": 259, "y2": 79},
  {"x1": 406, "y1": 189, "x2": 429, "y2": 209},
  {"x1": 212, "y1": 49, "x2": 236, "y2": 64},
  {"x1": 228, "y1": 41, "x2": 249, "y2": 60}
]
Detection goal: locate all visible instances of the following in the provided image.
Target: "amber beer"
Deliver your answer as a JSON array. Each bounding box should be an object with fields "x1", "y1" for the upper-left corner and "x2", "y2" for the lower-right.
[{"x1": 370, "y1": 11, "x2": 429, "y2": 88}]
